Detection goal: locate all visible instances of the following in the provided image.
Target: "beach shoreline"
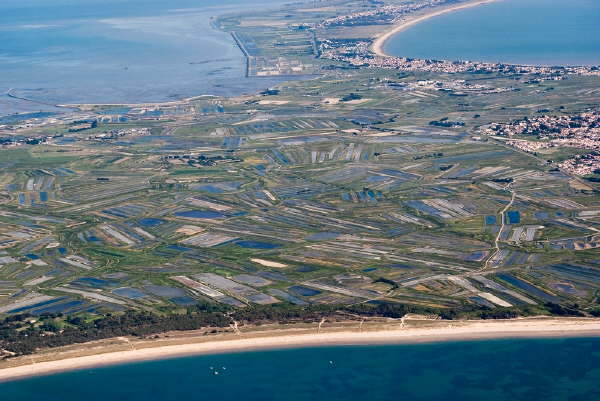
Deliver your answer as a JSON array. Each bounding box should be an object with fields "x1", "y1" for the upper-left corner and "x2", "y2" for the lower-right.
[
  {"x1": 371, "y1": 0, "x2": 501, "y2": 57},
  {"x1": 1, "y1": 317, "x2": 599, "y2": 383}
]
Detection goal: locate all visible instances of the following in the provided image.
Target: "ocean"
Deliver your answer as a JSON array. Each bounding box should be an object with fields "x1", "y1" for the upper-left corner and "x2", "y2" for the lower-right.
[
  {"x1": 0, "y1": 0, "x2": 288, "y2": 115},
  {"x1": 1, "y1": 338, "x2": 600, "y2": 401},
  {"x1": 384, "y1": 0, "x2": 600, "y2": 66}
]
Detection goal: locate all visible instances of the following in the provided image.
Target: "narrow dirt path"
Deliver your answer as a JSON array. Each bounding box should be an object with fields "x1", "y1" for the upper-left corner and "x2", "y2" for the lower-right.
[{"x1": 483, "y1": 184, "x2": 516, "y2": 271}]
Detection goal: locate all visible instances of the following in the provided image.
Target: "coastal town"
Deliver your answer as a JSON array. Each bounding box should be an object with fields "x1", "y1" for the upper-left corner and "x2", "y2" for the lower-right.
[
  {"x1": 320, "y1": 0, "x2": 449, "y2": 27},
  {"x1": 321, "y1": 42, "x2": 600, "y2": 77},
  {"x1": 318, "y1": 0, "x2": 600, "y2": 77},
  {"x1": 483, "y1": 111, "x2": 600, "y2": 175}
]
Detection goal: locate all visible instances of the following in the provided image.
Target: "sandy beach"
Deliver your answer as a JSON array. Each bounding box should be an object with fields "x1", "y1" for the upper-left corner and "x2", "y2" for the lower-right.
[
  {"x1": 0, "y1": 317, "x2": 599, "y2": 382},
  {"x1": 371, "y1": 0, "x2": 501, "y2": 57}
]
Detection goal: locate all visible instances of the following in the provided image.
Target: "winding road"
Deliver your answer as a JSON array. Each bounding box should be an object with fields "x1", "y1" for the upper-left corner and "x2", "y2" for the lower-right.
[{"x1": 483, "y1": 183, "x2": 516, "y2": 271}]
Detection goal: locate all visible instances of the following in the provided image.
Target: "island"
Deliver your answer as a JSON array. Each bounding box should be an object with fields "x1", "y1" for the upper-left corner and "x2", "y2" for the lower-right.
[{"x1": 0, "y1": 0, "x2": 599, "y2": 382}]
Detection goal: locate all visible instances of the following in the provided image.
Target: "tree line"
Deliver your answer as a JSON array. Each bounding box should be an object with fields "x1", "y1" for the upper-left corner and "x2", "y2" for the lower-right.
[{"x1": 0, "y1": 301, "x2": 588, "y2": 358}]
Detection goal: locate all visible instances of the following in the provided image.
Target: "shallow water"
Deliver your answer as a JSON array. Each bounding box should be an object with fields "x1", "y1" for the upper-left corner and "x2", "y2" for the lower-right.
[
  {"x1": 384, "y1": 0, "x2": 600, "y2": 66},
  {"x1": 0, "y1": 0, "x2": 289, "y2": 114},
  {"x1": 174, "y1": 210, "x2": 225, "y2": 219}
]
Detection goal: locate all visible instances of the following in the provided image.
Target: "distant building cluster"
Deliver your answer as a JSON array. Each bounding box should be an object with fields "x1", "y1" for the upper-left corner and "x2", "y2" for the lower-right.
[
  {"x1": 162, "y1": 154, "x2": 243, "y2": 168},
  {"x1": 482, "y1": 111, "x2": 600, "y2": 175},
  {"x1": 87, "y1": 128, "x2": 150, "y2": 142},
  {"x1": 387, "y1": 79, "x2": 516, "y2": 94},
  {"x1": 0, "y1": 133, "x2": 63, "y2": 148},
  {"x1": 558, "y1": 152, "x2": 600, "y2": 176},
  {"x1": 320, "y1": 39, "x2": 600, "y2": 77},
  {"x1": 503, "y1": 139, "x2": 551, "y2": 153},
  {"x1": 483, "y1": 111, "x2": 600, "y2": 144},
  {"x1": 252, "y1": 57, "x2": 316, "y2": 77},
  {"x1": 320, "y1": 1, "x2": 446, "y2": 27},
  {"x1": 318, "y1": 0, "x2": 600, "y2": 77}
]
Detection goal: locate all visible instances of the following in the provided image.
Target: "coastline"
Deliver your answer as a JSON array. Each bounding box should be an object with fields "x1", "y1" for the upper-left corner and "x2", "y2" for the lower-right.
[
  {"x1": 371, "y1": 0, "x2": 501, "y2": 57},
  {"x1": 1, "y1": 317, "x2": 599, "y2": 383},
  {"x1": 0, "y1": 1, "x2": 286, "y2": 118}
]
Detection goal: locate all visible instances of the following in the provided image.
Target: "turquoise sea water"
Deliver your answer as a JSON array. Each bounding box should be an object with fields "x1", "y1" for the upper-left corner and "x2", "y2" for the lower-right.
[
  {"x1": 0, "y1": 0, "x2": 287, "y2": 115},
  {"x1": 1, "y1": 338, "x2": 600, "y2": 401},
  {"x1": 384, "y1": 0, "x2": 600, "y2": 66}
]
